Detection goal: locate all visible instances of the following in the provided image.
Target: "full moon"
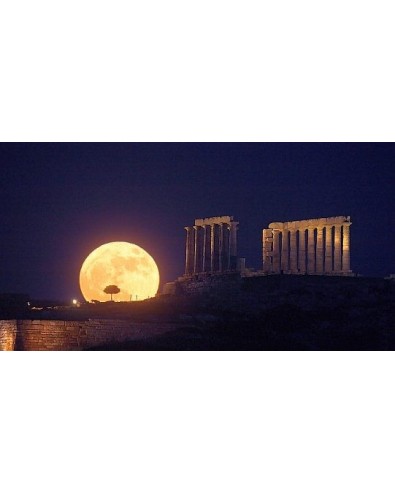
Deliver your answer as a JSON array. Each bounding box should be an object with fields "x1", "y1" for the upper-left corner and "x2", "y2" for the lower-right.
[{"x1": 79, "y1": 242, "x2": 160, "y2": 302}]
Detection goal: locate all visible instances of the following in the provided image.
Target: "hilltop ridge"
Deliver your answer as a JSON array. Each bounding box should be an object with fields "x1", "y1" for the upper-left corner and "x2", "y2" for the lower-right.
[{"x1": 2, "y1": 275, "x2": 393, "y2": 350}]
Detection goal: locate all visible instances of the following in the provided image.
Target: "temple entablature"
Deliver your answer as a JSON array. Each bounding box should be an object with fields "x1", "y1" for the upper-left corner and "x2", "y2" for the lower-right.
[{"x1": 269, "y1": 216, "x2": 351, "y2": 231}]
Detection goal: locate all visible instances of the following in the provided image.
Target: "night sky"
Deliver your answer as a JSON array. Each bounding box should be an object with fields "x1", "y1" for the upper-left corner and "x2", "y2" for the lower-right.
[{"x1": 1, "y1": 143, "x2": 394, "y2": 301}]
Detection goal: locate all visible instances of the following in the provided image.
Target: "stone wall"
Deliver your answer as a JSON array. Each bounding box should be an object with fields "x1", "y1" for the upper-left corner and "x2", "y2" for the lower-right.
[
  {"x1": 179, "y1": 273, "x2": 241, "y2": 296},
  {"x1": 0, "y1": 319, "x2": 181, "y2": 351},
  {"x1": 0, "y1": 320, "x2": 17, "y2": 351}
]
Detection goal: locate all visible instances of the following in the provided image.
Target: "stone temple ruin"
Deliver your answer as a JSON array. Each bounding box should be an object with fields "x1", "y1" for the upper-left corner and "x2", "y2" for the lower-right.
[
  {"x1": 163, "y1": 214, "x2": 353, "y2": 295},
  {"x1": 184, "y1": 216, "x2": 240, "y2": 275},
  {"x1": 263, "y1": 216, "x2": 352, "y2": 276},
  {"x1": 182, "y1": 215, "x2": 352, "y2": 278}
]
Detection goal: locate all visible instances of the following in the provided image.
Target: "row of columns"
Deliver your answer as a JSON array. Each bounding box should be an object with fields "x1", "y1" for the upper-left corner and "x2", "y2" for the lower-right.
[
  {"x1": 185, "y1": 222, "x2": 238, "y2": 275},
  {"x1": 264, "y1": 224, "x2": 351, "y2": 275}
]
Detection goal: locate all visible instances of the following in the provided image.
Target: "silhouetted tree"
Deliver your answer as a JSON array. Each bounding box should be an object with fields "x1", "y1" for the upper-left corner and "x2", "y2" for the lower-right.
[{"x1": 104, "y1": 285, "x2": 121, "y2": 301}]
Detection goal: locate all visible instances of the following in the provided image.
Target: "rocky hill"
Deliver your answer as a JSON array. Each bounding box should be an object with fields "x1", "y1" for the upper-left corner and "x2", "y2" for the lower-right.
[
  {"x1": 2, "y1": 275, "x2": 394, "y2": 350},
  {"x1": 93, "y1": 275, "x2": 395, "y2": 350}
]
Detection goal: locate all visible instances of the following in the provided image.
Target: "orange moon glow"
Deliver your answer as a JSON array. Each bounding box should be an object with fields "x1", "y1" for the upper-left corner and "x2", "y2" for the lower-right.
[{"x1": 79, "y1": 242, "x2": 160, "y2": 302}]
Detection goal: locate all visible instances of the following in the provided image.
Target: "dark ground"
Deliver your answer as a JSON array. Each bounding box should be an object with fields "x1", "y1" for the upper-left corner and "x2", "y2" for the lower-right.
[
  {"x1": 91, "y1": 276, "x2": 395, "y2": 350},
  {"x1": 2, "y1": 276, "x2": 395, "y2": 350}
]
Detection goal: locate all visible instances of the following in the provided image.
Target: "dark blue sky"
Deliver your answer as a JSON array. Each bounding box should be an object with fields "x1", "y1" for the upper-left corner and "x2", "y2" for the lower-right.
[{"x1": 1, "y1": 143, "x2": 394, "y2": 300}]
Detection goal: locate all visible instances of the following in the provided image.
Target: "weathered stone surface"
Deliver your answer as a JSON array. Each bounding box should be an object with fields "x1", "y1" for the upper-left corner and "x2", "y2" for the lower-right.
[
  {"x1": 262, "y1": 229, "x2": 274, "y2": 273},
  {"x1": 289, "y1": 230, "x2": 298, "y2": 273},
  {"x1": 184, "y1": 216, "x2": 239, "y2": 276},
  {"x1": 185, "y1": 226, "x2": 194, "y2": 275},
  {"x1": 263, "y1": 216, "x2": 352, "y2": 276},
  {"x1": 342, "y1": 224, "x2": 351, "y2": 272},
  {"x1": 281, "y1": 230, "x2": 289, "y2": 272},
  {"x1": 298, "y1": 229, "x2": 307, "y2": 274},
  {"x1": 202, "y1": 225, "x2": 211, "y2": 272},
  {"x1": 334, "y1": 225, "x2": 342, "y2": 273},
  {"x1": 0, "y1": 320, "x2": 17, "y2": 351},
  {"x1": 269, "y1": 215, "x2": 351, "y2": 230},
  {"x1": 195, "y1": 216, "x2": 234, "y2": 227},
  {"x1": 1, "y1": 319, "x2": 183, "y2": 351},
  {"x1": 307, "y1": 228, "x2": 316, "y2": 274},
  {"x1": 316, "y1": 227, "x2": 324, "y2": 274},
  {"x1": 211, "y1": 223, "x2": 219, "y2": 272},
  {"x1": 163, "y1": 282, "x2": 178, "y2": 295},
  {"x1": 193, "y1": 226, "x2": 203, "y2": 273},
  {"x1": 325, "y1": 226, "x2": 333, "y2": 273},
  {"x1": 272, "y1": 229, "x2": 281, "y2": 274}
]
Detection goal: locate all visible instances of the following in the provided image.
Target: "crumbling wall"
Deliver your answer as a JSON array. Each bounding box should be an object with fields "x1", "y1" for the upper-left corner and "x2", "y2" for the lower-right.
[
  {"x1": 1, "y1": 319, "x2": 180, "y2": 351},
  {"x1": 0, "y1": 320, "x2": 17, "y2": 350}
]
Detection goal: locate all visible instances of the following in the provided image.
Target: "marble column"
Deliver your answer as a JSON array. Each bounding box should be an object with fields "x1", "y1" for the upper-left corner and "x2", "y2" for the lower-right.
[
  {"x1": 193, "y1": 226, "x2": 203, "y2": 274},
  {"x1": 325, "y1": 226, "x2": 333, "y2": 272},
  {"x1": 230, "y1": 223, "x2": 238, "y2": 254},
  {"x1": 342, "y1": 223, "x2": 351, "y2": 272},
  {"x1": 218, "y1": 223, "x2": 225, "y2": 272},
  {"x1": 202, "y1": 225, "x2": 211, "y2": 273},
  {"x1": 307, "y1": 228, "x2": 316, "y2": 274},
  {"x1": 289, "y1": 230, "x2": 298, "y2": 273},
  {"x1": 316, "y1": 227, "x2": 324, "y2": 274},
  {"x1": 298, "y1": 230, "x2": 306, "y2": 274},
  {"x1": 281, "y1": 230, "x2": 289, "y2": 272},
  {"x1": 272, "y1": 229, "x2": 281, "y2": 274},
  {"x1": 263, "y1": 229, "x2": 273, "y2": 273},
  {"x1": 210, "y1": 224, "x2": 220, "y2": 272},
  {"x1": 223, "y1": 224, "x2": 231, "y2": 271},
  {"x1": 210, "y1": 224, "x2": 215, "y2": 272},
  {"x1": 334, "y1": 225, "x2": 342, "y2": 273},
  {"x1": 202, "y1": 225, "x2": 206, "y2": 273},
  {"x1": 185, "y1": 226, "x2": 194, "y2": 275},
  {"x1": 229, "y1": 222, "x2": 238, "y2": 270}
]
